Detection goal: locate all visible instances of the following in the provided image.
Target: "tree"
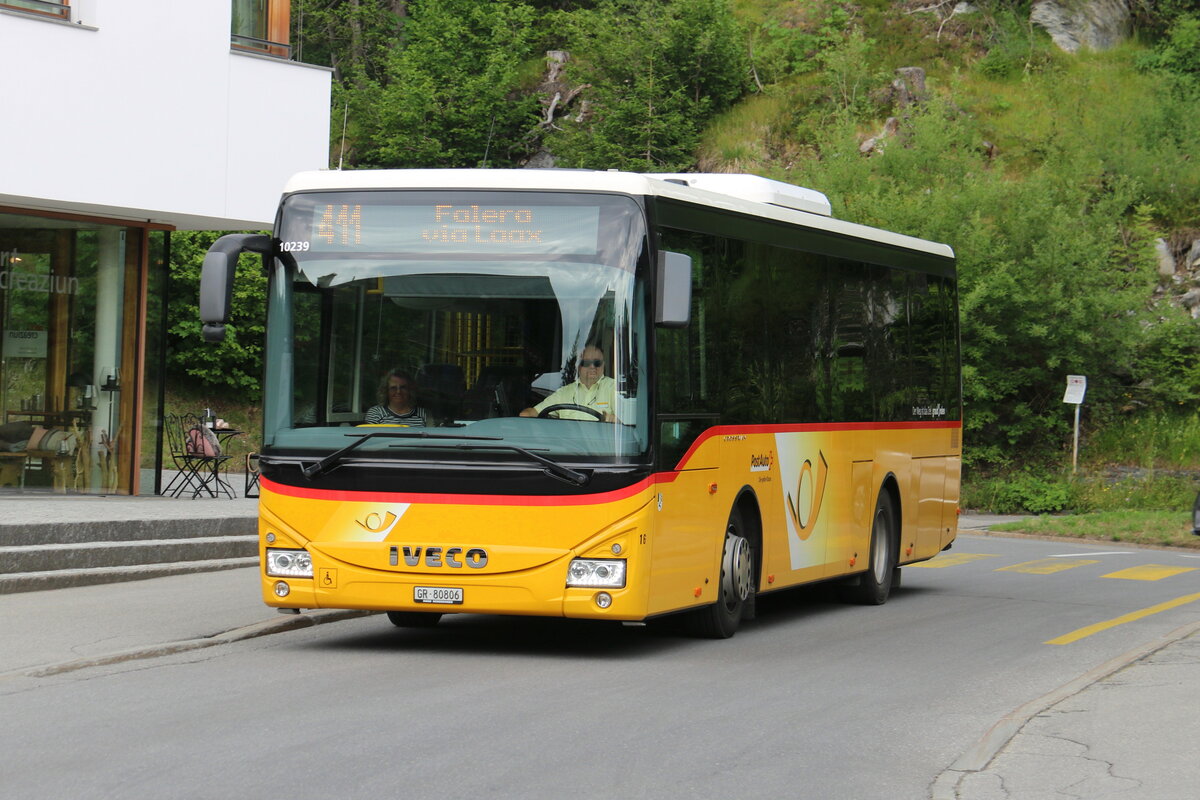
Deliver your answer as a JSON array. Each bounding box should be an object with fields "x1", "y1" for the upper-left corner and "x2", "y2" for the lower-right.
[
  {"x1": 166, "y1": 232, "x2": 268, "y2": 393},
  {"x1": 545, "y1": 0, "x2": 748, "y2": 170},
  {"x1": 292, "y1": 0, "x2": 407, "y2": 85},
  {"x1": 352, "y1": 0, "x2": 541, "y2": 168}
]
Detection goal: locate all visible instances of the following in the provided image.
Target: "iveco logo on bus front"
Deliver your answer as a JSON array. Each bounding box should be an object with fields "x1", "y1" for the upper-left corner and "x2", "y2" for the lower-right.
[{"x1": 391, "y1": 545, "x2": 489, "y2": 569}]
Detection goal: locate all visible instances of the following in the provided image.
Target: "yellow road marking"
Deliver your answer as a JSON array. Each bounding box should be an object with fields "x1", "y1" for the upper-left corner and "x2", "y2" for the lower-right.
[
  {"x1": 907, "y1": 553, "x2": 1000, "y2": 569},
  {"x1": 1046, "y1": 592, "x2": 1200, "y2": 645},
  {"x1": 996, "y1": 558, "x2": 1099, "y2": 575},
  {"x1": 1102, "y1": 564, "x2": 1198, "y2": 582}
]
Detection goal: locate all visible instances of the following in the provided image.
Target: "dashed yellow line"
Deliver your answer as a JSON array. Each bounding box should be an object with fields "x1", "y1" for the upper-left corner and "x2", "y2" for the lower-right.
[
  {"x1": 1046, "y1": 592, "x2": 1200, "y2": 645},
  {"x1": 996, "y1": 558, "x2": 1099, "y2": 575},
  {"x1": 907, "y1": 553, "x2": 1000, "y2": 569},
  {"x1": 1102, "y1": 564, "x2": 1198, "y2": 582}
]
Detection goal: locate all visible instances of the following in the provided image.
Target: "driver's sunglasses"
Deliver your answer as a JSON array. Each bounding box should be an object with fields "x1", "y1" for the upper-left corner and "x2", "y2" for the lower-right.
[
  {"x1": 578, "y1": 359, "x2": 604, "y2": 368},
  {"x1": 388, "y1": 383, "x2": 411, "y2": 392}
]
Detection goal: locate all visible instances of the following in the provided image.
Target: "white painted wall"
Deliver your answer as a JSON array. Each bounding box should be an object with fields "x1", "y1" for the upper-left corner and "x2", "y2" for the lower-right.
[{"x1": 0, "y1": 2, "x2": 331, "y2": 229}]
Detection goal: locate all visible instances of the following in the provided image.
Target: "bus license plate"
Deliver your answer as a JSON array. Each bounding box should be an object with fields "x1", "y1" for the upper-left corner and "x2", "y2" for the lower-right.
[{"x1": 414, "y1": 586, "x2": 463, "y2": 605}]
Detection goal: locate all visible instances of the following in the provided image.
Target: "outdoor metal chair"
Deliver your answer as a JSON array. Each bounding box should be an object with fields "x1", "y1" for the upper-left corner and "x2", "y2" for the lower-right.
[
  {"x1": 245, "y1": 452, "x2": 260, "y2": 498},
  {"x1": 164, "y1": 413, "x2": 232, "y2": 498}
]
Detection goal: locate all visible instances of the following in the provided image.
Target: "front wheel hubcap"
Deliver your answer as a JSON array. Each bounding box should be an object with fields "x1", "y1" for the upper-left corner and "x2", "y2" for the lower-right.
[
  {"x1": 872, "y1": 511, "x2": 889, "y2": 584},
  {"x1": 722, "y1": 529, "x2": 752, "y2": 606}
]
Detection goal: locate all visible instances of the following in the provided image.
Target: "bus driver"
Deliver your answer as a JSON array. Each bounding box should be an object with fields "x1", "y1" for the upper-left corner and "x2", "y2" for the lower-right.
[{"x1": 520, "y1": 344, "x2": 617, "y2": 422}]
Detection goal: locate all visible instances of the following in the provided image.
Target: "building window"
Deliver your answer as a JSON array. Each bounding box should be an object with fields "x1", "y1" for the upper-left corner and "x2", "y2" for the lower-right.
[
  {"x1": 1, "y1": 0, "x2": 70, "y2": 20},
  {"x1": 231, "y1": 0, "x2": 291, "y2": 59},
  {"x1": 1, "y1": 208, "x2": 164, "y2": 495}
]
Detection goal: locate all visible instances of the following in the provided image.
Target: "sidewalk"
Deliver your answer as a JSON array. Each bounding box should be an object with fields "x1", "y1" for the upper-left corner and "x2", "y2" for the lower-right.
[
  {"x1": 2, "y1": 509, "x2": 1198, "y2": 799},
  {"x1": 935, "y1": 621, "x2": 1200, "y2": 799},
  {"x1": 0, "y1": 566, "x2": 370, "y2": 678},
  {"x1": 938, "y1": 516, "x2": 1200, "y2": 799},
  {"x1": 0, "y1": 492, "x2": 367, "y2": 677}
]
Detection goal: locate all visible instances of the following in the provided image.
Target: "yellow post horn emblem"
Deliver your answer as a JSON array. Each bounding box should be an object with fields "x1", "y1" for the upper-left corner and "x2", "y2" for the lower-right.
[
  {"x1": 357, "y1": 511, "x2": 398, "y2": 536},
  {"x1": 786, "y1": 451, "x2": 828, "y2": 541}
]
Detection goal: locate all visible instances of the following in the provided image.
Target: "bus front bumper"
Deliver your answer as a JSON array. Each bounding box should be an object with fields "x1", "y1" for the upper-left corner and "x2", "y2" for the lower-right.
[{"x1": 261, "y1": 551, "x2": 647, "y2": 622}]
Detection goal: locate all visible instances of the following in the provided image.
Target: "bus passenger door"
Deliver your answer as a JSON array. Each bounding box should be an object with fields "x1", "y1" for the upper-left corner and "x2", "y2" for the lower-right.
[
  {"x1": 912, "y1": 456, "x2": 948, "y2": 561},
  {"x1": 648, "y1": 416, "x2": 722, "y2": 616},
  {"x1": 824, "y1": 459, "x2": 874, "y2": 578}
]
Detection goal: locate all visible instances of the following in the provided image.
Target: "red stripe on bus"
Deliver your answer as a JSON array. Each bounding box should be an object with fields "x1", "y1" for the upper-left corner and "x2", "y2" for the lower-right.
[{"x1": 260, "y1": 475, "x2": 665, "y2": 506}]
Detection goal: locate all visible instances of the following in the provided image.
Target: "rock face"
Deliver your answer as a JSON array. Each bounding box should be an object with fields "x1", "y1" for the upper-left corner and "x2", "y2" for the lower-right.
[
  {"x1": 1156, "y1": 238, "x2": 1176, "y2": 277},
  {"x1": 1030, "y1": 0, "x2": 1132, "y2": 53},
  {"x1": 1186, "y1": 239, "x2": 1200, "y2": 272}
]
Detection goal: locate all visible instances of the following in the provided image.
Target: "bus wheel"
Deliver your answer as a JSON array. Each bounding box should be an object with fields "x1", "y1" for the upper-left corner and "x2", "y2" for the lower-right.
[
  {"x1": 386, "y1": 611, "x2": 442, "y2": 628},
  {"x1": 841, "y1": 491, "x2": 897, "y2": 606},
  {"x1": 687, "y1": 507, "x2": 754, "y2": 639}
]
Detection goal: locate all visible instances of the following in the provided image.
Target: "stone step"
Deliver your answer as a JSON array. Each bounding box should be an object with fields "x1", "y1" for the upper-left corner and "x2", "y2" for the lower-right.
[
  {"x1": 0, "y1": 517, "x2": 255, "y2": 547},
  {"x1": 0, "y1": 557, "x2": 259, "y2": 593},
  {"x1": 0, "y1": 535, "x2": 258, "y2": 574}
]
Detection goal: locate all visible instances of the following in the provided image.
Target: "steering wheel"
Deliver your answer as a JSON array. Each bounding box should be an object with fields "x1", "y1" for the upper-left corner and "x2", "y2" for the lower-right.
[{"x1": 537, "y1": 403, "x2": 605, "y2": 421}]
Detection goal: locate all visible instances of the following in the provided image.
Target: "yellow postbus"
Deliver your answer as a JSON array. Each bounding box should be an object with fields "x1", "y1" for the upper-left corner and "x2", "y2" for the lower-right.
[{"x1": 200, "y1": 169, "x2": 960, "y2": 638}]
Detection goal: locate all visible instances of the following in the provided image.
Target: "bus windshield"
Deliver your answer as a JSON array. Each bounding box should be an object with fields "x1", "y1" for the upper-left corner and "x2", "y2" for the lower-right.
[{"x1": 267, "y1": 190, "x2": 650, "y2": 464}]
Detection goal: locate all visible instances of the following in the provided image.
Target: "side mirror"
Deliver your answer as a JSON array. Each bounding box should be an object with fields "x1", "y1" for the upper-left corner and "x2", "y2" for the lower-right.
[
  {"x1": 655, "y1": 250, "x2": 692, "y2": 328},
  {"x1": 1193, "y1": 490, "x2": 1200, "y2": 536},
  {"x1": 199, "y1": 233, "x2": 273, "y2": 342}
]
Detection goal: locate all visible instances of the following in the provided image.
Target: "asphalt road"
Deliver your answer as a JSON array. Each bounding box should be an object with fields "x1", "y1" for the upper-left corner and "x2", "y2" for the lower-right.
[{"x1": 3, "y1": 533, "x2": 1198, "y2": 799}]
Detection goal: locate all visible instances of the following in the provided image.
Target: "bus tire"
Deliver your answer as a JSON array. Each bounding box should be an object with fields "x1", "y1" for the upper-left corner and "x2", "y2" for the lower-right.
[
  {"x1": 841, "y1": 490, "x2": 897, "y2": 606},
  {"x1": 386, "y1": 611, "x2": 442, "y2": 628},
  {"x1": 686, "y1": 506, "x2": 754, "y2": 639}
]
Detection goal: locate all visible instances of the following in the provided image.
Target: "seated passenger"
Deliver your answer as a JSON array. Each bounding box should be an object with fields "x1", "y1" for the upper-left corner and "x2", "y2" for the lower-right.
[
  {"x1": 519, "y1": 345, "x2": 616, "y2": 422},
  {"x1": 365, "y1": 369, "x2": 428, "y2": 426}
]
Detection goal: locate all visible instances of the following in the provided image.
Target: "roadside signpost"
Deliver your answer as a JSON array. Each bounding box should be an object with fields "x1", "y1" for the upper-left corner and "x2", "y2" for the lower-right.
[{"x1": 1063, "y1": 375, "x2": 1087, "y2": 473}]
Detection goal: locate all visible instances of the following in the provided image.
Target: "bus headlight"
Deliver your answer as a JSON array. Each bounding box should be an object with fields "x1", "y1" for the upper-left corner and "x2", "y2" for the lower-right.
[
  {"x1": 266, "y1": 548, "x2": 313, "y2": 578},
  {"x1": 566, "y1": 558, "x2": 626, "y2": 588}
]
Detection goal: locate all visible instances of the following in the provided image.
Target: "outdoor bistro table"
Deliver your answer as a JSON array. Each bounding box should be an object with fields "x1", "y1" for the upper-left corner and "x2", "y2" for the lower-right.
[{"x1": 211, "y1": 427, "x2": 243, "y2": 498}]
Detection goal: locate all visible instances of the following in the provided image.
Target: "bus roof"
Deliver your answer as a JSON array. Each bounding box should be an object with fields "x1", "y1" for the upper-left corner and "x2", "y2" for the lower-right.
[{"x1": 281, "y1": 169, "x2": 955, "y2": 260}]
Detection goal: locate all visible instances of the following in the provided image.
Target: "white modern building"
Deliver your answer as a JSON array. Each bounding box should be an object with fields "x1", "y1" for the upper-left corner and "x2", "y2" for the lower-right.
[{"x1": 0, "y1": 0, "x2": 331, "y2": 494}]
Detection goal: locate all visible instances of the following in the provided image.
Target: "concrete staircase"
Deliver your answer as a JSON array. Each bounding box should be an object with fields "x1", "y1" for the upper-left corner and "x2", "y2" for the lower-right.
[{"x1": 0, "y1": 513, "x2": 257, "y2": 594}]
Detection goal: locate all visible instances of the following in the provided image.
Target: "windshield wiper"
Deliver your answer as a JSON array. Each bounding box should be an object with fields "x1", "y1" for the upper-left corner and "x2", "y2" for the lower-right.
[
  {"x1": 301, "y1": 431, "x2": 502, "y2": 480},
  {"x1": 442, "y1": 443, "x2": 590, "y2": 487}
]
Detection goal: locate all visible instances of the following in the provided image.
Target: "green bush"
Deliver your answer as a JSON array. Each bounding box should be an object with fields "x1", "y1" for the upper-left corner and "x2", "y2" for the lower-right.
[
  {"x1": 974, "y1": 8, "x2": 1057, "y2": 80},
  {"x1": 166, "y1": 231, "x2": 267, "y2": 394},
  {"x1": 1072, "y1": 473, "x2": 1198, "y2": 512},
  {"x1": 969, "y1": 471, "x2": 1073, "y2": 514},
  {"x1": 963, "y1": 465, "x2": 1199, "y2": 515},
  {"x1": 1137, "y1": 12, "x2": 1200, "y2": 78},
  {"x1": 1131, "y1": 310, "x2": 1200, "y2": 408},
  {"x1": 1084, "y1": 410, "x2": 1200, "y2": 470}
]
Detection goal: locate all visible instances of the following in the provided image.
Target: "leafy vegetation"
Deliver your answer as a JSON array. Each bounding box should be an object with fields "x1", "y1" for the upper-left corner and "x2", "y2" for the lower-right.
[
  {"x1": 350, "y1": 0, "x2": 542, "y2": 168},
  {"x1": 543, "y1": 0, "x2": 749, "y2": 170},
  {"x1": 962, "y1": 469, "x2": 1197, "y2": 515},
  {"x1": 167, "y1": 232, "x2": 267, "y2": 394},
  {"x1": 987, "y1": 511, "x2": 1199, "y2": 550},
  {"x1": 164, "y1": 1, "x2": 1200, "y2": 519},
  {"x1": 961, "y1": 410, "x2": 1200, "y2": 527}
]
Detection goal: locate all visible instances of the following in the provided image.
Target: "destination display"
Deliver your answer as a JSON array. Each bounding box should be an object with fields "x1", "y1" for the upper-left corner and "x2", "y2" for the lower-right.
[{"x1": 284, "y1": 199, "x2": 602, "y2": 256}]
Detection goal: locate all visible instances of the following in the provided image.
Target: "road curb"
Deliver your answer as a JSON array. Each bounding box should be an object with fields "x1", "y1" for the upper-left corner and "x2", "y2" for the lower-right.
[
  {"x1": 959, "y1": 527, "x2": 1200, "y2": 554},
  {"x1": 2, "y1": 608, "x2": 376, "y2": 680},
  {"x1": 930, "y1": 617, "x2": 1200, "y2": 799}
]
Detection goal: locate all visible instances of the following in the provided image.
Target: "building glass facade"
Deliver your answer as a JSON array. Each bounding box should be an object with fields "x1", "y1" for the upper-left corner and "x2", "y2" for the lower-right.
[{"x1": 0, "y1": 207, "x2": 166, "y2": 494}]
